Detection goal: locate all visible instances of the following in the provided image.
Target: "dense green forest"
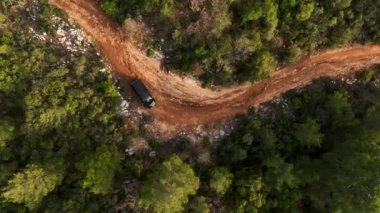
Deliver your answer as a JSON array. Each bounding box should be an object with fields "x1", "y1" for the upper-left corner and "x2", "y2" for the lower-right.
[
  {"x1": 125, "y1": 67, "x2": 380, "y2": 213},
  {"x1": 213, "y1": 70, "x2": 380, "y2": 212},
  {"x1": 0, "y1": 1, "x2": 127, "y2": 211},
  {"x1": 2, "y1": 1, "x2": 380, "y2": 212},
  {"x1": 101, "y1": 0, "x2": 380, "y2": 85}
]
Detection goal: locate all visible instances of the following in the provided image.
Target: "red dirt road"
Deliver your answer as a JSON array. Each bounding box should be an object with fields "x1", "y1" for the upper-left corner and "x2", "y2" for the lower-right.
[{"x1": 49, "y1": 0, "x2": 380, "y2": 129}]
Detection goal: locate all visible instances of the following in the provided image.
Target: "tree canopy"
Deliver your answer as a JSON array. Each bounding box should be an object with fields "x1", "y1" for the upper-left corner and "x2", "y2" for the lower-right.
[
  {"x1": 2, "y1": 1, "x2": 380, "y2": 212},
  {"x1": 1, "y1": 164, "x2": 63, "y2": 209},
  {"x1": 0, "y1": 118, "x2": 15, "y2": 149},
  {"x1": 101, "y1": 0, "x2": 380, "y2": 85},
  {"x1": 209, "y1": 167, "x2": 233, "y2": 196},
  {"x1": 139, "y1": 155, "x2": 200, "y2": 213},
  {"x1": 77, "y1": 145, "x2": 122, "y2": 195},
  {"x1": 0, "y1": 2, "x2": 127, "y2": 211},
  {"x1": 214, "y1": 71, "x2": 380, "y2": 212},
  {"x1": 186, "y1": 196, "x2": 210, "y2": 213}
]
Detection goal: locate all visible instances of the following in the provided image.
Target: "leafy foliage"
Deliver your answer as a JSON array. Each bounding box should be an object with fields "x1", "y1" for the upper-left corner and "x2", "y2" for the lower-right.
[
  {"x1": 101, "y1": 0, "x2": 380, "y2": 85},
  {"x1": 293, "y1": 118, "x2": 322, "y2": 148},
  {"x1": 2, "y1": 1, "x2": 380, "y2": 213},
  {"x1": 233, "y1": 175, "x2": 266, "y2": 213},
  {"x1": 0, "y1": 118, "x2": 15, "y2": 149},
  {"x1": 213, "y1": 70, "x2": 380, "y2": 212},
  {"x1": 240, "y1": 50, "x2": 277, "y2": 82},
  {"x1": 1, "y1": 164, "x2": 63, "y2": 209},
  {"x1": 186, "y1": 196, "x2": 210, "y2": 213},
  {"x1": 77, "y1": 145, "x2": 122, "y2": 195},
  {"x1": 325, "y1": 91, "x2": 358, "y2": 129},
  {"x1": 139, "y1": 155, "x2": 200, "y2": 213},
  {"x1": 0, "y1": 2, "x2": 126, "y2": 211},
  {"x1": 209, "y1": 167, "x2": 233, "y2": 196}
]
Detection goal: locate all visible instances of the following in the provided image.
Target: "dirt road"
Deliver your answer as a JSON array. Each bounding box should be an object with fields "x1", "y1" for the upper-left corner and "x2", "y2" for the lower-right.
[{"x1": 49, "y1": 0, "x2": 380, "y2": 128}]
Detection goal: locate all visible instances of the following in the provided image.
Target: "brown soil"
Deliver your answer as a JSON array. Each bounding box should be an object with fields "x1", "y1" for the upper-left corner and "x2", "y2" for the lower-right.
[{"x1": 49, "y1": 0, "x2": 380, "y2": 131}]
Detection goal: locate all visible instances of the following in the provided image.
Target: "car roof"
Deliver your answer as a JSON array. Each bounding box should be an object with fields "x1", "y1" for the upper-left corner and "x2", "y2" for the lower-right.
[{"x1": 131, "y1": 79, "x2": 152, "y2": 101}]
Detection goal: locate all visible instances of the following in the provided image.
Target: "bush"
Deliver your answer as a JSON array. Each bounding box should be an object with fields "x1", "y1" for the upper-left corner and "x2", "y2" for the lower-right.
[
  {"x1": 209, "y1": 167, "x2": 233, "y2": 195},
  {"x1": 363, "y1": 68, "x2": 374, "y2": 81},
  {"x1": 139, "y1": 155, "x2": 200, "y2": 212},
  {"x1": 284, "y1": 44, "x2": 301, "y2": 63},
  {"x1": 241, "y1": 50, "x2": 277, "y2": 82}
]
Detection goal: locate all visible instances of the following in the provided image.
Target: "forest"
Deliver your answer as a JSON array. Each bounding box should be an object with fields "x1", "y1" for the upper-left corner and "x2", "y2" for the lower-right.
[
  {"x1": 130, "y1": 66, "x2": 380, "y2": 213},
  {"x1": 101, "y1": 0, "x2": 380, "y2": 85},
  {"x1": 1, "y1": 1, "x2": 127, "y2": 211},
  {"x1": 213, "y1": 70, "x2": 380, "y2": 212},
  {"x1": 1, "y1": 0, "x2": 380, "y2": 212}
]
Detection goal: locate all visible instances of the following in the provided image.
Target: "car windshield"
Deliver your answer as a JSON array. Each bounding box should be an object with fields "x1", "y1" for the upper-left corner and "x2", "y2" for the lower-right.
[{"x1": 148, "y1": 98, "x2": 155, "y2": 107}]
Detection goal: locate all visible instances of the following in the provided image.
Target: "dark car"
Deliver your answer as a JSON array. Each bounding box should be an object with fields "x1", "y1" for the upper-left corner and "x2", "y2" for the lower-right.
[{"x1": 131, "y1": 79, "x2": 156, "y2": 108}]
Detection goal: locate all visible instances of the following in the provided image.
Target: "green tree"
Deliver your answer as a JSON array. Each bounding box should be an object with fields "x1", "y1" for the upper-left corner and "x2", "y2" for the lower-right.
[
  {"x1": 325, "y1": 91, "x2": 357, "y2": 129},
  {"x1": 305, "y1": 130, "x2": 380, "y2": 212},
  {"x1": 0, "y1": 13, "x2": 6, "y2": 23},
  {"x1": 284, "y1": 44, "x2": 301, "y2": 63},
  {"x1": 241, "y1": 1, "x2": 263, "y2": 24},
  {"x1": 263, "y1": 155, "x2": 298, "y2": 191},
  {"x1": 330, "y1": 0, "x2": 352, "y2": 9},
  {"x1": 0, "y1": 4, "x2": 126, "y2": 212},
  {"x1": 186, "y1": 196, "x2": 210, "y2": 213},
  {"x1": 159, "y1": 0, "x2": 175, "y2": 18},
  {"x1": 293, "y1": 118, "x2": 322, "y2": 148},
  {"x1": 1, "y1": 164, "x2": 63, "y2": 209},
  {"x1": 209, "y1": 167, "x2": 233, "y2": 196},
  {"x1": 329, "y1": 25, "x2": 356, "y2": 47},
  {"x1": 0, "y1": 118, "x2": 15, "y2": 149},
  {"x1": 208, "y1": 0, "x2": 231, "y2": 38},
  {"x1": 233, "y1": 175, "x2": 266, "y2": 213},
  {"x1": 139, "y1": 155, "x2": 200, "y2": 213},
  {"x1": 73, "y1": 56, "x2": 87, "y2": 75},
  {"x1": 262, "y1": 0, "x2": 278, "y2": 40},
  {"x1": 77, "y1": 144, "x2": 122, "y2": 195},
  {"x1": 101, "y1": 1, "x2": 119, "y2": 19},
  {"x1": 296, "y1": 2, "x2": 314, "y2": 21},
  {"x1": 242, "y1": 50, "x2": 277, "y2": 82}
]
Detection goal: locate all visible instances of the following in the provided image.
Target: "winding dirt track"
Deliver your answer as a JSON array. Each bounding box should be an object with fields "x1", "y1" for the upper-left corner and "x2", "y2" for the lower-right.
[{"x1": 49, "y1": 0, "x2": 380, "y2": 128}]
